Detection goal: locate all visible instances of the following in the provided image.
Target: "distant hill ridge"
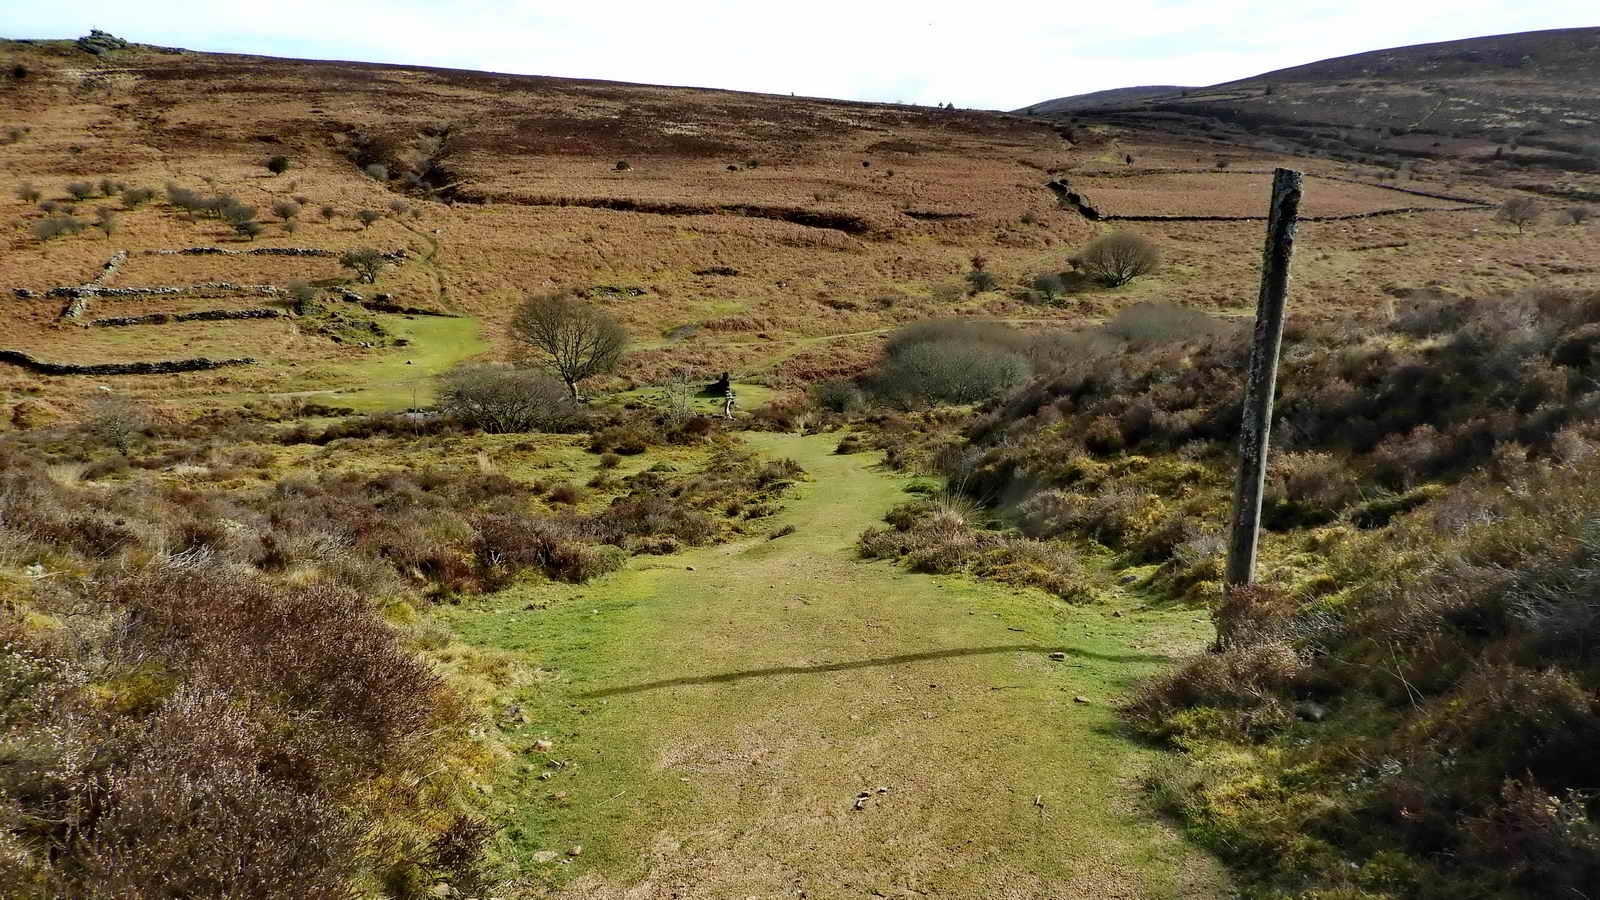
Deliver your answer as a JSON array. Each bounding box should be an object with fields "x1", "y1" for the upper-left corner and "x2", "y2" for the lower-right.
[
  {"x1": 1025, "y1": 27, "x2": 1600, "y2": 112},
  {"x1": 1021, "y1": 27, "x2": 1600, "y2": 176}
]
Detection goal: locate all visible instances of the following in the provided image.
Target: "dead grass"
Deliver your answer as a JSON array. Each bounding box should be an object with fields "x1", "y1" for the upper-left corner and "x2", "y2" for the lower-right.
[{"x1": 1068, "y1": 171, "x2": 1476, "y2": 218}]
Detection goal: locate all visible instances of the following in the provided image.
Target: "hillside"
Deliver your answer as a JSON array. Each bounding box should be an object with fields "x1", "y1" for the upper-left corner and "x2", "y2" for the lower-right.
[
  {"x1": 1021, "y1": 85, "x2": 1190, "y2": 115},
  {"x1": 0, "y1": 36, "x2": 1092, "y2": 418},
  {"x1": 1027, "y1": 28, "x2": 1600, "y2": 180},
  {"x1": 5, "y1": 27, "x2": 1600, "y2": 900},
  {"x1": 6, "y1": 33, "x2": 1597, "y2": 423}
]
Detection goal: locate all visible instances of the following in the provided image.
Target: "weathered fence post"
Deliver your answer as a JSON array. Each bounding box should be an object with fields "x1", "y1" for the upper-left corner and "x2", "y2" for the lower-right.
[{"x1": 1225, "y1": 168, "x2": 1303, "y2": 588}]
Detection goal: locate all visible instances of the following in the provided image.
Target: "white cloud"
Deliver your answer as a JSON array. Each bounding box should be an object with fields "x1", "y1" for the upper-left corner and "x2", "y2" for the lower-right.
[{"x1": 8, "y1": 1, "x2": 1595, "y2": 108}]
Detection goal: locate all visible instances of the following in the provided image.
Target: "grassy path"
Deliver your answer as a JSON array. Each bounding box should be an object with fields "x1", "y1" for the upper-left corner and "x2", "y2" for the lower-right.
[{"x1": 445, "y1": 433, "x2": 1227, "y2": 899}]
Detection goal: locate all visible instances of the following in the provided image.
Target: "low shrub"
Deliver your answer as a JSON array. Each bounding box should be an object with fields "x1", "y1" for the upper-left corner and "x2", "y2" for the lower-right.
[
  {"x1": 120, "y1": 185, "x2": 156, "y2": 207},
  {"x1": 436, "y1": 363, "x2": 574, "y2": 433},
  {"x1": 812, "y1": 378, "x2": 864, "y2": 413},
  {"x1": 34, "y1": 215, "x2": 87, "y2": 240},
  {"x1": 870, "y1": 324, "x2": 1031, "y2": 409},
  {"x1": 1073, "y1": 231, "x2": 1160, "y2": 286},
  {"x1": 1102, "y1": 301, "x2": 1222, "y2": 344},
  {"x1": 859, "y1": 498, "x2": 1092, "y2": 600}
]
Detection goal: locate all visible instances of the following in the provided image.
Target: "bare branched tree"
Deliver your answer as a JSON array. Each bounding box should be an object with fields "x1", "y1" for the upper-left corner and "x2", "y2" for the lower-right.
[
  {"x1": 508, "y1": 292, "x2": 628, "y2": 401},
  {"x1": 1497, "y1": 197, "x2": 1541, "y2": 233},
  {"x1": 661, "y1": 370, "x2": 697, "y2": 422}
]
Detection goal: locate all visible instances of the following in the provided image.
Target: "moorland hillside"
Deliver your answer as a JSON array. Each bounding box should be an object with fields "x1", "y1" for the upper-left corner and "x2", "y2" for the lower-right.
[
  {"x1": 4, "y1": 26, "x2": 1600, "y2": 900},
  {"x1": 1028, "y1": 28, "x2": 1600, "y2": 187}
]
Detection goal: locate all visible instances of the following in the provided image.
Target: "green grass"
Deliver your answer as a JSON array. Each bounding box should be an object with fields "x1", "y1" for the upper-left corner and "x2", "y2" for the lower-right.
[
  {"x1": 605, "y1": 379, "x2": 782, "y2": 415},
  {"x1": 287, "y1": 314, "x2": 487, "y2": 412},
  {"x1": 438, "y1": 433, "x2": 1228, "y2": 895}
]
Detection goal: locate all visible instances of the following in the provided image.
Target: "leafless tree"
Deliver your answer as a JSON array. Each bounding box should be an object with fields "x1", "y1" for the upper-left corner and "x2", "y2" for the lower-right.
[
  {"x1": 1075, "y1": 231, "x2": 1161, "y2": 287},
  {"x1": 436, "y1": 363, "x2": 573, "y2": 433},
  {"x1": 508, "y1": 292, "x2": 628, "y2": 401},
  {"x1": 661, "y1": 370, "x2": 697, "y2": 421},
  {"x1": 1497, "y1": 197, "x2": 1540, "y2": 233}
]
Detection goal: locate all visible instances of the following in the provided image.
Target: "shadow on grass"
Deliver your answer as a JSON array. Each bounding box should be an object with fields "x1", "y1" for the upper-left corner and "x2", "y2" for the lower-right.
[{"x1": 580, "y1": 643, "x2": 1174, "y2": 698}]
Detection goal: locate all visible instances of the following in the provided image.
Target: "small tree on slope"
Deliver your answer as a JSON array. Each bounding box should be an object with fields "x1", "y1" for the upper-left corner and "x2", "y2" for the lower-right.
[{"x1": 507, "y1": 292, "x2": 628, "y2": 401}]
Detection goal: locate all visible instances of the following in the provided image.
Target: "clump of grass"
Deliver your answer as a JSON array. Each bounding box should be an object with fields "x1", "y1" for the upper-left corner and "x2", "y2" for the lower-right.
[{"x1": 858, "y1": 497, "x2": 1094, "y2": 601}]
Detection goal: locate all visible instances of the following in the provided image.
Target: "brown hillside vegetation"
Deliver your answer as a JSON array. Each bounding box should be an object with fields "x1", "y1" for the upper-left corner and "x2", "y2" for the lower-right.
[
  {"x1": 6, "y1": 25, "x2": 1600, "y2": 900},
  {"x1": 1033, "y1": 28, "x2": 1600, "y2": 192},
  {"x1": 4, "y1": 33, "x2": 1597, "y2": 419}
]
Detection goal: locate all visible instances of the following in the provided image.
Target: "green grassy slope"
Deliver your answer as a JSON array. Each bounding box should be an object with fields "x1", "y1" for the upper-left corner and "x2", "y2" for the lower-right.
[{"x1": 442, "y1": 433, "x2": 1228, "y2": 897}]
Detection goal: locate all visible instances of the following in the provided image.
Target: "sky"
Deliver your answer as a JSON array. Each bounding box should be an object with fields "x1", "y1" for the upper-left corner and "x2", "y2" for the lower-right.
[{"x1": 7, "y1": 1, "x2": 1595, "y2": 109}]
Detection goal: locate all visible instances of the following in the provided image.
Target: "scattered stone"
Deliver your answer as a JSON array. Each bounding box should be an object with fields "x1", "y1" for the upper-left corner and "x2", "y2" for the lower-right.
[
  {"x1": 0, "y1": 349, "x2": 255, "y2": 376},
  {"x1": 1048, "y1": 651, "x2": 1067, "y2": 661},
  {"x1": 566, "y1": 845, "x2": 583, "y2": 857},
  {"x1": 1110, "y1": 610, "x2": 1123, "y2": 618},
  {"x1": 1074, "y1": 696, "x2": 1092, "y2": 704},
  {"x1": 533, "y1": 739, "x2": 553, "y2": 752},
  {"x1": 877, "y1": 786, "x2": 889, "y2": 794},
  {"x1": 686, "y1": 565, "x2": 695, "y2": 571},
  {"x1": 1118, "y1": 574, "x2": 1138, "y2": 585},
  {"x1": 531, "y1": 850, "x2": 560, "y2": 864},
  {"x1": 13, "y1": 289, "x2": 34, "y2": 299}
]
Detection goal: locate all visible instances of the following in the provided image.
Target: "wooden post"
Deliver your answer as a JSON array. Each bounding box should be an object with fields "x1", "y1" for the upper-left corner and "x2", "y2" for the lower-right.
[{"x1": 1225, "y1": 168, "x2": 1303, "y2": 587}]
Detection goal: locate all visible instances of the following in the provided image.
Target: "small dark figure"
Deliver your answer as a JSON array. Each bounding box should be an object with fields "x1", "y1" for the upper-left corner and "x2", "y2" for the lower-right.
[{"x1": 708, "y1": 371, "x2": 731, "y2": 395}]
